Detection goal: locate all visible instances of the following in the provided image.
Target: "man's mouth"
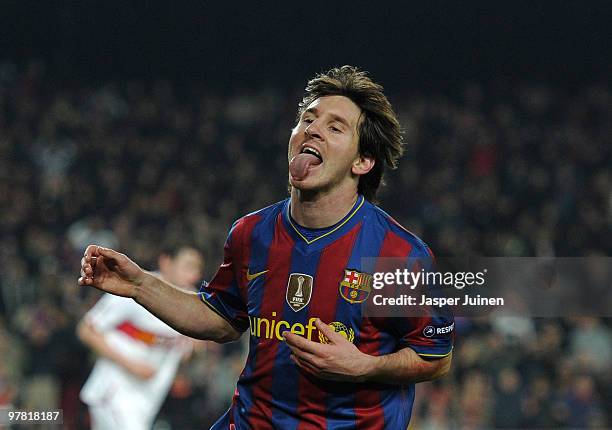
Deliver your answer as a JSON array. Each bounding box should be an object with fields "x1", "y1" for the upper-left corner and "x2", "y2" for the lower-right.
[
  {"x1": 289, "y1": 146, "x2": 323, "y2": 181},
  {"x1": 300, "y1": 146, "x2": 323, "y2": 163}
]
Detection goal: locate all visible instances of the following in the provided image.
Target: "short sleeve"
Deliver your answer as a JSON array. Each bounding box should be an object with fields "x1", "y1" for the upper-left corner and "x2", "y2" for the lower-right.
[
  {"x1": 397, "y1": 314, "x2": 454, "y2": 358},
  {"x1": 394, "y1": 247, "x2": 454, "y2": 359},
  {"x1": 198, "y1": 221, "x2": 250, "y2": 333},
  {"x1": 84, "y1": 294, "x2": 132, "y2": 331}
]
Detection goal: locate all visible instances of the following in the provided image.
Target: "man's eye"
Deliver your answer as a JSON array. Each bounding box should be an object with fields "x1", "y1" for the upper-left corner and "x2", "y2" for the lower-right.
[
  {"x1": 330, "y1": 126, "x2": 341, "y2": 133},
  {"x1": 303, "y1": 118, "x2": 314, "y2": 124}
]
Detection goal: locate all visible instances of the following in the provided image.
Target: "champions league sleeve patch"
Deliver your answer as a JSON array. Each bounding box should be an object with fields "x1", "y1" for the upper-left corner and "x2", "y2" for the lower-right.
[{"x1": 423, "y1": 322, "x2": 455, "y2": 338}]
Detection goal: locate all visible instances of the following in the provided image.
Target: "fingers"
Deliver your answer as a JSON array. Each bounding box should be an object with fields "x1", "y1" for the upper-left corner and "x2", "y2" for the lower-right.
[
  {"x1": 79, "y1": 244, "x2": 124, "y2": 287},
  {"x1": 96, "y1": 246, "x2": 123, "y2": 261},
  {"x1": 78, "y1": 275, "x2": 94, "y2": 286},
  {"x1": 80, "y1": 245, "x2": 105, "y2": 286},
  {"x1": 81, "y1": 256, "x2": 94, "y2": 272},
  {"x1": 84, "y1": 244, "x2": 100, "y2": 261},
  {"x1": 290, "y1": 352, "x2": 340, "y2": 381},
  {"x1": 82, "y1": 245, "x2": 99, "y2": 278},
  {"x1": 283, "y1": 331, "x2": 325, "y2": 355},
  {"x1": 287, "y1": 346, "x2": 320, "y2": 368},
  {"x1": 83, "y1": 244, "x2": 122, "y2": 263},
  {"x1": 314, "y1": 319, "x2": 346, "y2": 344},
  {"x1": 79, "y1": 254, "x2": 96, "y2": 284},
  {"x1": 290, "y1": 353, "x2": 320, "y2": 376}
]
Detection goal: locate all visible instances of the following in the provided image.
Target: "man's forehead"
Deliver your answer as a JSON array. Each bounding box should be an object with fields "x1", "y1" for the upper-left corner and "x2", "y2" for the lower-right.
[{"x1": 303, "y1": 95, "x2": 361, "y2": 126}]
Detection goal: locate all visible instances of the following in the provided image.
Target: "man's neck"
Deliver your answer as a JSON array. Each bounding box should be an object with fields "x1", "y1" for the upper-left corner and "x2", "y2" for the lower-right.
[{"x1": 290, "y1": 185, "x2": 359, "y2": 229}]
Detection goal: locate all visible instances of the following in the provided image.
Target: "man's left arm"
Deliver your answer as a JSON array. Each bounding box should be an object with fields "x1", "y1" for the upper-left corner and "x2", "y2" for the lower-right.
[
  {"x1": 284, "y1": 318, "x2": 451, "y2": 385},
  {"x1": 364, "y1": 344, "x2": 452, "y2": 384}
]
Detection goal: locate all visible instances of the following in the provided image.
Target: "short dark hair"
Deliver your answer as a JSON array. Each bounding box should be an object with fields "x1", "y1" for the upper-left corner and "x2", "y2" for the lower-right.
[
  {"x1": 160, "y1": 242, "x2": 200, "y2": 260},
  {"x1": 297, "y1": 65, "x2": 403, "y2": 202}
]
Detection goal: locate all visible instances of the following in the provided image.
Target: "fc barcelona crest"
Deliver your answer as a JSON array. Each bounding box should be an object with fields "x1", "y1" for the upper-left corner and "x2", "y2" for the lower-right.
[
  {"x1": 286, "y1": 273, "x2": 313, "y2": 312},
  {"x1": 339, "y1": 269, "x2": 373, "y2": 304}
]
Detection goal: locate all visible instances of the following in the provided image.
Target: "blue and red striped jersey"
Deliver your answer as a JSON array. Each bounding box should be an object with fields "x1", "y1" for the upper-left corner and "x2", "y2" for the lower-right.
[{"x1": 199, "y1": 195, "x2": 454, "y2": 430}]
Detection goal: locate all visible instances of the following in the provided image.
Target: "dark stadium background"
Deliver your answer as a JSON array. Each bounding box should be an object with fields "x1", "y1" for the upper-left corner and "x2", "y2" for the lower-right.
[{"x1": 0, "y1": 2, "x2": 610, "y2": 429}]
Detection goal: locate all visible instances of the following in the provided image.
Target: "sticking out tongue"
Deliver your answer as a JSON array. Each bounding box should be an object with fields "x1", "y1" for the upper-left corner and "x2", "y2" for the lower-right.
[{"x1": 289, "y1": 153, "x2": 322, "y2": 180}]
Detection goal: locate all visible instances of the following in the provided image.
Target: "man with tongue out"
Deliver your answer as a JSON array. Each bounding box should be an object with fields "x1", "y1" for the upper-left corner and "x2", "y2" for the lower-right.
[
  {"x1": 79, "y1": 66, "x2": 453, "y2": 429},
  {"x1": 287, "y1": 91, "x2": 374, "y2": 228}
]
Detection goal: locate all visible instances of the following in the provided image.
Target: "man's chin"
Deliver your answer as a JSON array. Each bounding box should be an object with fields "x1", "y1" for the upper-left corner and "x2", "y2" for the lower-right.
[{"x1": 289, "y1": 176, "x2": 322, "y2": 192}]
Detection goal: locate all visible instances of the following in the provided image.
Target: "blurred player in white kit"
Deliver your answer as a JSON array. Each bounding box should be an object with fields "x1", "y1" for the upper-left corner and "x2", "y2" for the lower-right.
[{"x1": 77, "y1": 245, "x2": 204, "y2": 430}]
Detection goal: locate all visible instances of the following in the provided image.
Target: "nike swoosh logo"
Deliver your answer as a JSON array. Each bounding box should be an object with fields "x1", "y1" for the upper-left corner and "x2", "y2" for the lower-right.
[{"x1": 246, "y1": 269, "x2": 269, "y2": 281}]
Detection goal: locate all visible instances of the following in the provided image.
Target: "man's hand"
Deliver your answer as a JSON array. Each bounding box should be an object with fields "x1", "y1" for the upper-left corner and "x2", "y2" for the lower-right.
[
  {"x1": 78, "y1": 245, "x2": 145, "y2": 298},
  {"x1": 78, "y1": 245, "x2": 241, "y2": 344},
  {"x1": 283, "y1": 318, "x2": 376, "y2": 382}
]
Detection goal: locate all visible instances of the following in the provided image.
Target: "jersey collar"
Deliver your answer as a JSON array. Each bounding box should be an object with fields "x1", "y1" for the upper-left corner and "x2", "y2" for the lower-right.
[{"x1": 282, "y1": 195, "x2": 366, "y2": 247}]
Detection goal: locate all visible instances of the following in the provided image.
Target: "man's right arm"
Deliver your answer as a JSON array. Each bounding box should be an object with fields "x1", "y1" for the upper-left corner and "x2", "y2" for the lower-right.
[{"x1": 79, "y1": 245, "x2": 242, "y2": 343}]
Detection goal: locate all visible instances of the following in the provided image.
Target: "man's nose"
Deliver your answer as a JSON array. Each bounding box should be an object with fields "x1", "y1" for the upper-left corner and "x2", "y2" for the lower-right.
[{"x1": 305, "y1": 121, "x2": 323, "y2": 141}]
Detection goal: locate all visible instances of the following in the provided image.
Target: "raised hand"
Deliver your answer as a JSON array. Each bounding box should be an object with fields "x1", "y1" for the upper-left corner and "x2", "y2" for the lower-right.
[{"x1": 78, "y1": 245, "x2": 145, "y2": 298}]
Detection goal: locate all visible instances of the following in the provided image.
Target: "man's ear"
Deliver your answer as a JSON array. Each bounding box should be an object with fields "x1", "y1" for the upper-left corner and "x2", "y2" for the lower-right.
[{"x1": 352, "y1": 154, "x2": 375, "y2": 176}]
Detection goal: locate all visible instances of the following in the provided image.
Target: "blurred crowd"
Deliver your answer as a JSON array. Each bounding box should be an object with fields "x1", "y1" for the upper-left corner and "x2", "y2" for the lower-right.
[{"x1": 0, "y1": 61, "x2": 610, "y2": 429}]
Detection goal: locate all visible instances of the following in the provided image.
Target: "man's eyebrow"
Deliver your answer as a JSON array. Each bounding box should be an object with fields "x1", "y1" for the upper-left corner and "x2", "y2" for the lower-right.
[{"x1": 303, "y1": 107, "x2": 352, "y2": 129}]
